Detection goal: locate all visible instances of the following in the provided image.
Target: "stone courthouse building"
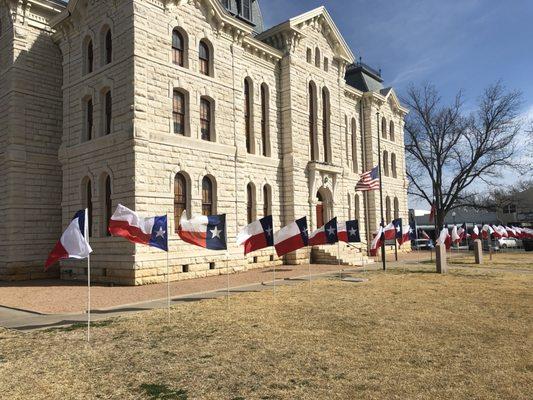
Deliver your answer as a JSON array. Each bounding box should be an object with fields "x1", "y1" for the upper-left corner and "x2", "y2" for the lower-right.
[{"x1": 0, "y1": 0, "x2": 408, "y2": 284}]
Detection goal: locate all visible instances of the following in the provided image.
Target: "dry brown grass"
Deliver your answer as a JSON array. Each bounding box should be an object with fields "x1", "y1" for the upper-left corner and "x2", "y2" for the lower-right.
[
  {"x1": 449, "y1": 251, "x2": 533, "y2": 270},
  {"x1": 1, "y1": 265, "x2": 532, "y2": 399}
]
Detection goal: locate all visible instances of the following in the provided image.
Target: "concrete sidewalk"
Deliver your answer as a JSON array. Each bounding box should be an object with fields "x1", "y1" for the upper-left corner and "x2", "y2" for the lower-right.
[{"x1": 0, "y1": 265, "x2": 380, "y2": 331}]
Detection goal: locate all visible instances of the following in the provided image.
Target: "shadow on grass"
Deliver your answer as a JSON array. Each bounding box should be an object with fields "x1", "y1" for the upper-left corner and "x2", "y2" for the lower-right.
[
  {"x1": 44, "y1": 319, "x2": 114, "y2": 332},
  {"x1": 139, "y1": 383, "x2": 188, "y2": 399}
]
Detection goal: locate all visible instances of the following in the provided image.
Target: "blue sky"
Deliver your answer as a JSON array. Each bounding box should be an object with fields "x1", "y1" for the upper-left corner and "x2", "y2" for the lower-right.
[{"x1": 262, "y1": 0, "x2": 533, "y2": 209}]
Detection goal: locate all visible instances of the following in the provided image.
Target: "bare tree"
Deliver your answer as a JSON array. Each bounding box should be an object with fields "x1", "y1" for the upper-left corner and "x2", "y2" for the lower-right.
[{"x1": 403, "y1": 82, "x2": 523, "y2": 230}]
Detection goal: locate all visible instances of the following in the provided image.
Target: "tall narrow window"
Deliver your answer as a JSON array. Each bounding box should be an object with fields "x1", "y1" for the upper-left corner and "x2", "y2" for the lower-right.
[
  {"x1": 202, "y1": 177, "x2": 213, "y2": 216},
  {"x1": 306, "y1": 48, "x2": 312, "y2": 63},
  {"x1": 383, "y1": 151, "x2": 389, "y2": 176},
  {"x1": 391, "y1": 153, "x2": 397, "y2": 178},
  {"x1": 322, "y1": 88, "x2": 331, "y2": 163},
  {"x1": 351, "y1": 118, "x2": 358, "y2": 172},
  {"x1": 244, "y1": 78, "x2": 253, "y2": 154},
  {"x1": 105, "y1": 30, "x2": 112, "y2": 64},
  {"x1": 104, "y1": 175, "x2": 112, "y2": 236},
  {"x1": 263, "y1": 185, "x2": 271, "y2": 217},
  {"x1": 261, "y1": 83, "x2": 269, "y2": 157},
  {"x1": 389, "y1": 121, "x2": 395, "y2": 142},
  {"x1": 385, "y1": 196, "x2": 391, "y2": 224},
  {"x1": 86, "y1": 180, "x2": 93, "y2": 237},
  {"x1": 381, "y1": 117, "x2": 387, "y2": 139},
  {"x1": 104, "y1": 91, "x2": 112, "y2": 135},
  {"x1": 324, "y1": 57, "x2": 329, "y2": 72},
  {"x1": 200, "y1": 97, "x2": 211, "y2": 141},
  {"x1": 199, "y1": 40, "x2": 210, "y2": 76},
  {"x1": 354, "y1": 194, "x2": 360, "y2": 220},
  {"x1": 173, "y1": 90, "x2": 185, "y2": 135},
  {"x1": 309, "y1": 82, "x2": 318, "y2": 161},
  {"x1": 86, "y1": 99, "x2": 93, "y2": 141},
  {"x1": 394, "y1": 197, "x2": 399, "y2": 220},
  {"x1": 87, "y1": 40, "x2": 94, "y2": 74},
  {"x1": 242, "y1": 0, "x2": 251, "y2": 20},
  {"x1": 174, "y1": 173, "x2": 187, "y2": 231},
  {"x1": 172, "y1": 29, "x2": 184, "y2": 67},
  {"x1": 246, "y1": 183, "x2": 255, "y2": 224},
  {"x1": 315, "y1": 47, "x2": 321, "y2": 68}
]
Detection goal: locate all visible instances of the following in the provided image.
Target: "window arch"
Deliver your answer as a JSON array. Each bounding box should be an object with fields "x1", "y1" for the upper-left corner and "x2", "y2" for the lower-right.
[
  {"x1": 385, "y1": 196, "x2": 391, "y2": 224},
  {"x1": 172, "y1": 28, "x2": 187, "y2": 67},
  {"x1": 391, "y1": 153, "x2": 397, "y2": 178},
  {"x1": 383, "y1": 151, "x2": 389, "y2": 176},
  {"x1": 322, "y1": 87, "x2": 331, "y2": 163},
  {"x1": 315, "y1": 47, "x2": 321, "y2": 68},
  {"x1": 354, "y1": 194, "x2": 360, "y2": 220},
  {"x1": 202, "y1": 176, "x2": 215, "y2": 215},
  {"x1": 381, "y1": 116, "x2": 387, "y2": 139},
  {"x1": 263, "y1": 184, "x2": 272, "y2": 217},
  {"x1": 199, "y1": 39, "x2": 212, "y2": 76},
  {"x1": 394, "y1": 197, "x2": 399, "y2": 220},
  {"x1": 84, "y1": 97, "x2": 93, "y2": 142},
  {"x1": 173, "y1": 90, "x2": 186, "y2": 135},
  {"x1": 244, "y1": 78, "x2": 254, "y2": 154},
  {"x1": 102, "y1": 174, "x2": 112, "y2": 236},
  {"x1": 100, "y1": 27, "x2": 112, "y2": 66},
  {"x1": 81, "y1": 177, "x2": 93, "y2": 237},
  {"x1": 306, "y1": 48, "x2": 312, "y2": 63},
  {"x1": 174, "y1": 172, "x2": 189, "y2": 231},
  {"x1": 246, "y1": 183, "x2": 256, "y2": 224},
  {"x1": 351, "y1": 118, "x2": 358, "y2": 172},
  {"x1": 309, "y1": 81, "x2": 318, "y2": 161},
  {"x1": 103, "y1": 89, "x2": 112, "y2": 136},
  {"x1": 260, "y1": 83, "x2": 270, "y2": 157},
  {"x1": 200, "y1": 97, "x2": 214, "y2": 141},
  {"x1": 324, "y1": 57, "x2": 329, "y2": 72},
  {"x1": 84, "y1": 36, "x2": 94, "y2": 75},
  {"x1": 389, "y1": 121, "x2": 395, "y2": 142}
]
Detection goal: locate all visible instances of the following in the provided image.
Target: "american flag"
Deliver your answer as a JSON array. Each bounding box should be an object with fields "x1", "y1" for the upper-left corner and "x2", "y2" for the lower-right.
[{"x1": 355, "y1": 166, "x2": 380, "y2": 191}]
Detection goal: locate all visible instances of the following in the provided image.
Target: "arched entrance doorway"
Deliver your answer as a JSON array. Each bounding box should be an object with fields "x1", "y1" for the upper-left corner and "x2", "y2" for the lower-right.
[
  {"x1": 316, "y1": 191, "x2": 324, "y2": 228},
  {"x1": 316, "y1": 187, "x2": 333, "y2": 229}
]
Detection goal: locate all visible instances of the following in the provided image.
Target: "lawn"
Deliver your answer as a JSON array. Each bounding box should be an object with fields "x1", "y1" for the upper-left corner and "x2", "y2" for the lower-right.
[{"x1": 0, "y1": 264, "x2": 532, "y2": 399}]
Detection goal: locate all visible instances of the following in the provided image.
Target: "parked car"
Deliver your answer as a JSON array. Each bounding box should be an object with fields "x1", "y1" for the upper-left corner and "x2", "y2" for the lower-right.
[
  {"x1": 468, "y1": 241, "x2": 500, "y2": 252},
  {"x1": 411, "y1": 239, "x2": 435, "y2": 250},
  {"x1": 498, "y1": 237, "x2": 518, "y2": 248}
]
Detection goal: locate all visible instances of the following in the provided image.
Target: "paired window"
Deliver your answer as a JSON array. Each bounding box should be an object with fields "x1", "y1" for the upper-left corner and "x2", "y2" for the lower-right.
[
  {"x1": 174, "y1": 173, "x2": 188, "y2": 231},
  {"x1": 383, "y1": 151, "x2": 389, "y2": 176},
  {"x1": 200, "y1": 97, "x2": 213, "y2": 141},
  {"x1": 263, "y1": 185, "x2": 272, "y2": 217},
  {"x1": 199, "y1": 40, "x2": 211, "y2": 76},
  {"x1": 351, "y1": 118, "x2": 358, "y2": 172},
  {"x1": 202, "y1": 176, "x2": 214, "y2": 216},
  {"x1": 260, "y1": 83, "x2": 270, "y2": 157},
  {"x1": 104, "y1": 91, "x2": 112, "y2": 135},
  {"x1": 247, "y1": 183, "x2": 255, "y2": 224},
  {"x1": 244, "y1": 78, "x2": 253, "y2": 153},
  {"x1": 173, "y1": 90, "x2": 186, "y2": 135},
  {"x1": 309, "y1": 82, "x2": 318, "y2": 161},
  {"x1": 322, "y1": 88, "x2": 331, "y2": 163}
]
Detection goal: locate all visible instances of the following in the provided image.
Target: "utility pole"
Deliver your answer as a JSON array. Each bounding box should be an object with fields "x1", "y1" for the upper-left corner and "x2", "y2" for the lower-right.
[{"x1": 377, "y1": 112, "x2": 386, "y2": 271}]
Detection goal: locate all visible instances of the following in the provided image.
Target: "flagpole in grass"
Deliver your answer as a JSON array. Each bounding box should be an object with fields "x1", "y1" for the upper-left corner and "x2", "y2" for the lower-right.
[
  {"x1": 86, "y1": 208, "x2": 91, "y2": 344},
  {"x1": 166, "y1": 213, "x2": 171, "y2": 324},
  {"x1": 376, "y1": 111, "x2": 386, "y2": 271},
  {"x1": 337, "y1": 240, "x2": 342, "y2": 280}
]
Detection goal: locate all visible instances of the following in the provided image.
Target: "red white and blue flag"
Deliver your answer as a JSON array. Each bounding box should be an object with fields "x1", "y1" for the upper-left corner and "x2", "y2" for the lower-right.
[
  {"x1": 274, "y1": 217, "x2": 308, "y2": 257},
  {"x1": 236, "y1": 216, "x2": 274, "y2": 255},
  {"x1": 370, "y1": 226, "x2": 384, "y2": 256},
  {"x1": 471, "y1": 225, "x2": 480, "y2": 240},
  {"x1": 383, "y1": 219, "x2": 402, "y2": 241},
  {"x1": 355, "y1": 166, "x2": 380, "y2": 191},
  {"x1": 178, "y1": 212, "x2": 227, "y2": 250},
  {"x1": 45, "y1": 210, "x2": 93, "y2": 270},
  {"x1": 109, "y1": 204, "x2": 168, "y2": 251},
  {"x1": 308, "y1": 218, "x2": 338, "y2": 246},
  {"x1": 338, "y1": 220, "x2": 361, "y2": 243}
]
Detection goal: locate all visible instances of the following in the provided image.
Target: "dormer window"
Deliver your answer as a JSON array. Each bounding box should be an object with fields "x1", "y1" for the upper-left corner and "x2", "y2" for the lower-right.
[{"x1": 242, "y1": 0, "x2": 251, "y2": 20}]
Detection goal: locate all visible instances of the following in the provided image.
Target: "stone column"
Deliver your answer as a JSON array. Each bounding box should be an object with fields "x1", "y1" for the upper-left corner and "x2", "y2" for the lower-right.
[{"x1": 435, "y1": 244, "x2": 447, "y2": 274}]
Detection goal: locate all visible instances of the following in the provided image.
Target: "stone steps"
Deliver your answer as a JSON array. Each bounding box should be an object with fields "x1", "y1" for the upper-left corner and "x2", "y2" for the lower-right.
[{"x1": 311, "y1": 243, "x2": 374, "y2": 266}]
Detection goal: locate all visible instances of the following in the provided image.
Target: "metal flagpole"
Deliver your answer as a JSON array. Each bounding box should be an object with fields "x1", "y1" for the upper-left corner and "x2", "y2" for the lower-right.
[
  {"x1": 337, "y1": 240, "x2": 342, "y2": 280},
  {"x1": 376, "y1": 111, "x2": 386, "y2": 271},
  {"x1": 166, "y1": 213, "x2": 171, "y2": 324},
  {"x1": 273, "y1": 259, "x2": 276, "y2": 295},
  {"x1": 85, "y1": 208, "x2": 91, "y2": 344},
  {"x1": 226, "y1": 251, "x2": 230, "y2": 306}
]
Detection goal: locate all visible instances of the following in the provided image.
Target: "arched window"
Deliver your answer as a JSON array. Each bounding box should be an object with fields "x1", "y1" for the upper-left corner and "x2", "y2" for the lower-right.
[
  {"x1": 261, "y1": 83, "x2": 270, "y2": 157},
  {"x1": 172, "y1": 29, "x2": 185, "y2": 67},
  {"x1": 82, "y1": 178, "x2": 93, "y2": 237},
  {"x1": 104, "y1": 175, "x2": 112, "y2": 236},
  {"x1": 104, "y1": 90, "x2": 112, "y2": 135},
  {"x1": 174, "y1": 173, "x2": 188, "y2": 231},
  {"x1": 394, "y1": 197, "x2": 399, "y2": 220},
  {"x1": 383, "y1": 151, "x2": 389, "y2": 176},
  {"x1": 85, "y1": 98, "x2": 93, "y2": 141},
  {"x1": 246, "y1": 183, "x2": 256, "y2": 224},
  {"x1": 381, "y1": 116, "x2": 387, "y2": 139},
  {"x1": 324, "y1": 57, "x2": 329, "y2": 72},
  {"x1": 309, "y1": 82, "x2": 318, "y2": 161},
  {"x1": 385, "y1": 196, "x2": 391, "y2": 224},
  {"x1": 173, "y1": 90, "x2": 186, "y2": 135},
  {"x1": 315, "y1": 47, "x2": 321, "y2": 68},
  {"x1": 199, "y1": 40, "x2": 211, "y2": 76},
  {"x1": 391, "y1": 153, "x2": 397, "y2": 178},
  {"x1": 354, "y1": 194, "x2": 360, "y2": 220},
  {"x1": 263, "y1": 184, "x2": 272, "y2": 217},
  {"x1": 244, "y1": 78, "x2": 254, "y2": 154},
  {"x1": 104, "y1": 29, "x2": 112, "y2": 65},
  {"x1": 306, "y1": 48, "x2": 312, "y2": 63},
  {"x1": 322, "y1": 88, "x2": 331, "y2": 163},
  {"x1": 86, "y1": 38, "x2": 94, "y2": 74},
  {"x1": 202, "y1": 176, "x2": 214, "y2": 216},
  {"x1": 200, "y1": 97, "x2": 213, "y2": 141},
  {"x1": 389, "y1": 121, "x2": 395, "y2": 142},
  {"x1": 345, "y1": 116, "x2": 350, "y2": 164},
  {"x1": 351, "y1": 118, "x2": 358, "y2": 172}
]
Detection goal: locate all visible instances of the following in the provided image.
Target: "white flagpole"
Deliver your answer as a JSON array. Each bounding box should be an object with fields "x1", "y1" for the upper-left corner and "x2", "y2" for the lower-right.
[
  {"x1": 273, "y1": 258, "x2": 276, "y2": 295},
  {"x1": 337, "y1": 240, "x2": 342, "y2": 280},
  {"x1": 85, "y1": 208, "x2": 91, "y2": 344},
  {"x1": 226, "y1": 251, "x2": 230, "y2": 306},
  {"x1": 166, "y1": 213, "x2": 170, "y2": 324}
]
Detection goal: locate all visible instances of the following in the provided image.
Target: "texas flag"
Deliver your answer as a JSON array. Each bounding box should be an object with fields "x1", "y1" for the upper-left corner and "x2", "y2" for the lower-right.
[
  {"x1": 471, "y1": 225, "x2": 480, "y2": 240},
  {"x1": 451, "y1": 225, "x2": 461, "y2": 244},
  {"x1": 178, "y1": 212, "x2": 227, "y2": 250},
  {"x1": 45, "y1": 210, "x2": 93, "y2": 270},
  {"x1": 399, "y1": 222, "x2": 416, "y2": 245},
  {"x1": 383, "y1": 219, "x2": 402, "y2": 241},
  {"x1": 338, "y1": 220, "x2": 361, "y2": 243},
  {"x1": 308, "y1": 218, "x2": 338, "y2": 246},
  {"x1": 236, "y1": 215, "x2": 274, "y2": 255},
  {"x1": 458, "y1": 223, "x2": 467, "y2": 241},
  {"x1": 108, "y1": 204, "x2": 168, "y2": 251},
  {"x1": 436, "y1": 226, "x2": 451, "y2": 249},
  {"x1": 274, "y1": 217, "x2": 308, "y2": 257},
  {"x1": 370, "y1": 225, "x2": 384, "y2": 256},
  {"x1": 482, "y1": 224, "x2": 493, "y2": 240}
]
